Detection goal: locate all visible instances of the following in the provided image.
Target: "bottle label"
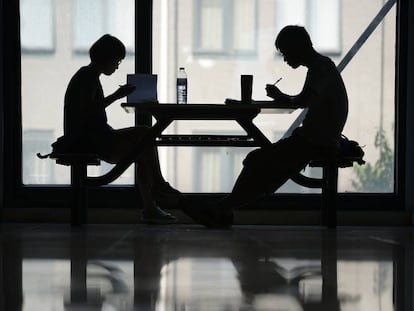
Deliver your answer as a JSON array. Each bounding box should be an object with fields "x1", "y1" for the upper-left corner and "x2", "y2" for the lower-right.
[{"x1": 177, "y1": 78, "x2": 187, "y2": 104}]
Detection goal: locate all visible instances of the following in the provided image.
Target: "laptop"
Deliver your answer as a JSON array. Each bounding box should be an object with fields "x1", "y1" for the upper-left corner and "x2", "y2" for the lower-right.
[{"x1": 126, "y1": 74, "x2": 158, "y2": 103}]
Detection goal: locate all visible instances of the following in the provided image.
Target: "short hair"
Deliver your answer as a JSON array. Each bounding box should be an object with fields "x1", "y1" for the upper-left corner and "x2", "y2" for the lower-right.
[
  {"x1": 275, "y1": 25, "x2": 313, "y2": 53},
  {"x1": 89, "y1": 34, "x2": 126, "y2": 64}
]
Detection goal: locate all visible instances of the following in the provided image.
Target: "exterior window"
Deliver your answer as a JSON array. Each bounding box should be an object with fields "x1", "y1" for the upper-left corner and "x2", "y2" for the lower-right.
[
  {"x1": 194, "y1": 0, "x2": 257, "y2": 56},
  {"x1": 275, "y1": 0, "x2": 341, "y2": 54},
  {"x1": 20, "y1": 0, "x2": 54, "y2": 53},
  {"x1": 16, "y1": 0, "x2": 396, "y2": 195},
  {"x1": 73, "y1": 0, "x2": 134, "y2": 53}
]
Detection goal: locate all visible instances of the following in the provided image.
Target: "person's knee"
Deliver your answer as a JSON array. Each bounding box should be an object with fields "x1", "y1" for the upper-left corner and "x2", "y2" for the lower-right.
[{"x1": 243, "y1": 148, "x2": 265, "y2": 166}]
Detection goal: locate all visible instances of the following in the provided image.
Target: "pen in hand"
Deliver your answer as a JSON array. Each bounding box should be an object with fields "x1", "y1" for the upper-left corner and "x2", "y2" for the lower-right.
[{"x1": 273, "y1": 77, "x2": 282, "y2": 85}]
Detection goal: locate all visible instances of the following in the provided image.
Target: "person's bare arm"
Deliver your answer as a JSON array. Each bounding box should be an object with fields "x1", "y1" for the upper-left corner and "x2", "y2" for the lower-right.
[
  {"x1": 265, "y1": 84, "x2": 318, "y2": 108},
  {"x1": 102, "y1": 84, "x2": 136, "y2": 108}
]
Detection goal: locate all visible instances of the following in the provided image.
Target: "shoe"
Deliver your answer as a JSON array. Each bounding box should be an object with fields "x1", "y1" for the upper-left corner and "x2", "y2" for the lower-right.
[
  {"x1": 141, "y1": 206, "x2": 178, "y2": 225},
  {"x1": 181, "y1": 199, "x2": 233, "y2": 229}
]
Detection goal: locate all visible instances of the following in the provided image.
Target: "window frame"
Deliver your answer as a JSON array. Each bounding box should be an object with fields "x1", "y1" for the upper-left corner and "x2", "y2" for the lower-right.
[{"x1": 1, "y1": 0, "x2": 412, "y2": 221}]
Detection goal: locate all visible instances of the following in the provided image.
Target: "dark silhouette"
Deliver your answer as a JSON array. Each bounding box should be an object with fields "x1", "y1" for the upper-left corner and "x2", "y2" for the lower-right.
[
  {"x1": 64, "y1": 34, "x2": 179, "y2": 224},
  {"x1": 183, "y1": 25, "x2": 349, "y2": 228}
]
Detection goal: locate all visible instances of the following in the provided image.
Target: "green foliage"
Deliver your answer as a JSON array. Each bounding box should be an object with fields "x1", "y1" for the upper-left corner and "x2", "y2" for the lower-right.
[{"x1": 352, "y1": 129, "x2": 394, "y2": 192}]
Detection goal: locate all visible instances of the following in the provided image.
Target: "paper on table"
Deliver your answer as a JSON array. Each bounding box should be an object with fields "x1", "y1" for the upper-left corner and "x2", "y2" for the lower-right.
[{"x1": 127, "y1": 74, "x2": 158, "y2": 103}]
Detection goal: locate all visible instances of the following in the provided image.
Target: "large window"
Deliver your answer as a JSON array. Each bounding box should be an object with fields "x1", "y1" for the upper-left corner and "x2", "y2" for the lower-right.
[
  {"x1": 20, "y1": 0, "x2": 135, "y2": 185},
  {"x1": 17, "y1": 0, "x2": 398, "y2": 199}
]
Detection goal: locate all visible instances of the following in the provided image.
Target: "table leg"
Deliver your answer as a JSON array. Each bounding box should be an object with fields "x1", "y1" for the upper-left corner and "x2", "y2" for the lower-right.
[{"x1": 236, "y1": 118, "x2": 272, "y2": 147}]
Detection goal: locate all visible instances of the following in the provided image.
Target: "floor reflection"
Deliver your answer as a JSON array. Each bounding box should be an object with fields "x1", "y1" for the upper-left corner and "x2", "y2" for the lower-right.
[{"x1": 0, "y1": 224, "x2": 411, "y2": 311}]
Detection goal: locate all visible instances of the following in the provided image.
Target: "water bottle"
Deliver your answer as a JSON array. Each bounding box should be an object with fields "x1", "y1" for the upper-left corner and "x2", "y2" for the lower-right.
[{"x1": 176, "y1": 67, "x2": 187, "y2": 104}]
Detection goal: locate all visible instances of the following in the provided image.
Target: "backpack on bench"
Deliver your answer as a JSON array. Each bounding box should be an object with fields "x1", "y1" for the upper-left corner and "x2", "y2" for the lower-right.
[{"x1": 337, "y1": 134, "x2": 365, "y2": 167}]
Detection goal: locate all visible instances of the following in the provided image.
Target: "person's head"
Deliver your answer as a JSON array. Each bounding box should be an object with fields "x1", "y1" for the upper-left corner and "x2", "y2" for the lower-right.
[
  {"x1": 275, "y1": 25, "x2": 314, "y2": 68},
  {"x1": 89, "y1": 34, "x2": 126, "y2": 75}
]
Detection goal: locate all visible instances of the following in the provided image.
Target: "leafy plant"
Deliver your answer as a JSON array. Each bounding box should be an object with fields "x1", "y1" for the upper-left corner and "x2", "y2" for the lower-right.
[{"x1": 352, "y1": 129, "x2": 394, "y2": 192}]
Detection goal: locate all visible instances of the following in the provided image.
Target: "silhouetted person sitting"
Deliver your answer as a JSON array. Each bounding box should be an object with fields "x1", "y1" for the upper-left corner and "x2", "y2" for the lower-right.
[
  {"x1": 64, "y1": 34, "x2": 179, "y2": 224},
  {"x1": 183, "y1": 25, "x2": 348, "y2": 228}
]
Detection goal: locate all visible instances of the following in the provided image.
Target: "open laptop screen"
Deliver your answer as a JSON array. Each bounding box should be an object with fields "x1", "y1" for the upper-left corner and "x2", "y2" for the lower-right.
[{"x1": 126, "y1": 74, "x2": 158, "y2": 103}]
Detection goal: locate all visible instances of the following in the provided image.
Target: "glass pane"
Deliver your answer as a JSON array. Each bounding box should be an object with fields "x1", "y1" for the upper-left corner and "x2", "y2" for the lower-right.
[
  {"x1": 152, "y1": 0, "x2": 395, "y2": 193},
  {"x1": 21, "y1": 0, "x2": 135, "y2": 185},
  {"x1": 339, "y1": 2, "x2": 396, "y2": 193}
]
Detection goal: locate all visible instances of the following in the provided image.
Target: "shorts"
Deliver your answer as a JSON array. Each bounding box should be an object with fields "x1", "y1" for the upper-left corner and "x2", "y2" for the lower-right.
[
  {"x1": 242, "y1": 133, "x2": 323, "y2": 193},
  {"x1": 93, "y1": 126, "x2": 150, "y2": 164}
]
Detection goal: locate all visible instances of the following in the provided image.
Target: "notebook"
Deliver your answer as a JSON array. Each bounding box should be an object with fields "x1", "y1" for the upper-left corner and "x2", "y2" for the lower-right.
[{"x1": 126, "y1": 74, "x2": 158, "y2": 103}]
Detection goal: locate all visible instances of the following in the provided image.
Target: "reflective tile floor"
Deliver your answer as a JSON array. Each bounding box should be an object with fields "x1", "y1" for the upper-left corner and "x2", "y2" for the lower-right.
[{"x1": 1, "y1": 224, "x2": 414, "y2": 311}]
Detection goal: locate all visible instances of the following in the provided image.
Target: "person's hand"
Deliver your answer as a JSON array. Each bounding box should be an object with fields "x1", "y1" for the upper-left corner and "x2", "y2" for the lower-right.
[
  {"x1": 114, "y1": 84, "x2": 136, "y2": 99},
  {"x1": 265, "y1": 84, "x2": 283, "y2": 100}
]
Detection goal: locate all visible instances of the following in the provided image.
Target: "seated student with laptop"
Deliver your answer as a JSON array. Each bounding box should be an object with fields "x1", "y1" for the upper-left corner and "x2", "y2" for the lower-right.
[{"x1": 63, "y1": 34, "x2": 179, "y2": 224}]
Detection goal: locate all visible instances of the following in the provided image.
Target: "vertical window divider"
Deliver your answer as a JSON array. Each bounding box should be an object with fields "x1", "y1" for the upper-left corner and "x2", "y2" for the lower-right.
[
  {"x1": 134, "y1": 0, "x2": 153, "y2": 186},
  {"x1": 4, "y1": 1, "x2": 23, "y2": 208}
]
